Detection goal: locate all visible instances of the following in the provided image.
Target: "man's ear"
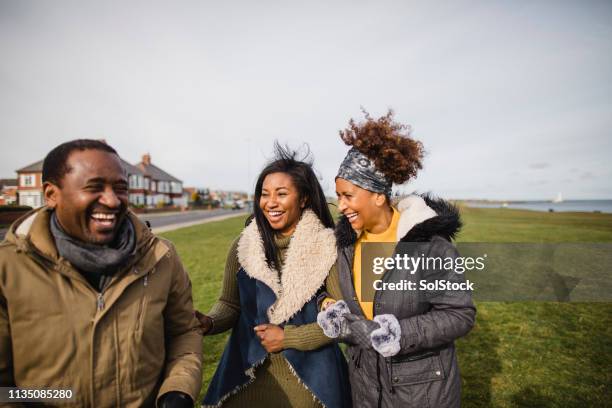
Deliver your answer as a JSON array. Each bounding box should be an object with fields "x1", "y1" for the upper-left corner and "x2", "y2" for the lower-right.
[{"x1": 43, "y1": 182, "x2": 60, "y2": 209}]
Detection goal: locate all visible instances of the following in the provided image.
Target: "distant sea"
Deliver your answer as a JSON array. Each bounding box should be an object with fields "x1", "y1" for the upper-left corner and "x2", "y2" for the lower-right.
[{"x1": 465, "y1": 200, "x2": 612, "y2": 214}]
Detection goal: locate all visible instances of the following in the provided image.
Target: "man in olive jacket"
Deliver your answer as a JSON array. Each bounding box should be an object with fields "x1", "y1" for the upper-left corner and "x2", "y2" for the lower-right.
[{"x1": 0, "y1": 140, "x2": 202, "y2": 407}]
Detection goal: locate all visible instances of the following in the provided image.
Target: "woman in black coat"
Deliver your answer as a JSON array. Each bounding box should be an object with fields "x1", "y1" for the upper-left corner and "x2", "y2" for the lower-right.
[{"x1": 318, "y1": 110, "x2": 476, "y2": 407}]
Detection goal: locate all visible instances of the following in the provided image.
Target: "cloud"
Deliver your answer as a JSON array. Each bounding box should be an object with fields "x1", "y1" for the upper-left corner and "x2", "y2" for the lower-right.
[
  {"x1": 529, "y1": 162, "x2": 550, "y2": 169},
  {"x1": 528, "y1": 180, "x2": 549, "y2": 186},
  {"x1": 580, "y1": 172, "x2": 595, "y2": 180}
]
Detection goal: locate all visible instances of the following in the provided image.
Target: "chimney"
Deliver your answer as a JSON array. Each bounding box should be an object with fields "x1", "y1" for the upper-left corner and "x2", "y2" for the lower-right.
[{"x1": 142, "y1": 153, "x2": 151, "y2": 166}]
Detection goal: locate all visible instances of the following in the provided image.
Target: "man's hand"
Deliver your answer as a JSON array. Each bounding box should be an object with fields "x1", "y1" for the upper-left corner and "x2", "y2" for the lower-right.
[
  {"x1": 159, "y1": 391, "x2": 193, "y2": 408},
  {"x1": 254, "y1": 324, "x2": 285, "y2": 353},
  {"x1": 194, "y1": 310, "x2": 213, "y2": 335}
]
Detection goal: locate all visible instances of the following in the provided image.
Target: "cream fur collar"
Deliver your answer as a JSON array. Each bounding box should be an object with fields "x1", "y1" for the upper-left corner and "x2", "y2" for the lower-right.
[
  {"x1": 237, "y1": 209, "x2": 337, "y2": 325},
  {"x1": 395, "y1": 195, "x2": 437, "y2": 241}
]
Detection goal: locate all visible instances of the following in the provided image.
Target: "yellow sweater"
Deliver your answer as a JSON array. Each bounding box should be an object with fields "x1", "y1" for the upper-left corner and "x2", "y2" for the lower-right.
[{"x1": 353, "y1": 207, "x2": 400, "y2": 320}]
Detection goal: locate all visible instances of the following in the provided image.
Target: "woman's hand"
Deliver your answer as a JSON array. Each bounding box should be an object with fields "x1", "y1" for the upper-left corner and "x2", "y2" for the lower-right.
[
  {"x1": 195, "y1": 310, "x2": 213, "y2": 335},
  {"x1": 317, "y1": 300, "x2": 349, "y2": 338},
  {"x1": 321, "y1": 298, "x2": 337, "y2": 311},
  {"x1": 254, "y1": 324, "x2": 285, "y2": 353}
]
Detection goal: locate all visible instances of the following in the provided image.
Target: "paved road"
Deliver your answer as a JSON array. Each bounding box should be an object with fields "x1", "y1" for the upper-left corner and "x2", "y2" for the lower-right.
[
  {"x1": 0, "y1": 209, "x2": 248, "y2": 241},
  {"x1": 137, "y1": 208, "x2": 245, "y2": 229}
]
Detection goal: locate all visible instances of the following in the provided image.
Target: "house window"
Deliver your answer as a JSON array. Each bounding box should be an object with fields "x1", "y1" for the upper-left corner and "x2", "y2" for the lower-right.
[
  {"x1": 21, "y1": 175, "x2": 35, "y2": 187},
  {"x1": 171, "y1": 182, "x2": 182, "y2": 193}
]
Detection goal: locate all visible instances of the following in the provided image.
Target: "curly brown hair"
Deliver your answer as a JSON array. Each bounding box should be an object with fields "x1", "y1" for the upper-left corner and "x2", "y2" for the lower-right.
[{"x1": 339, "y1": 108, "x2": 425, "y2": 184}]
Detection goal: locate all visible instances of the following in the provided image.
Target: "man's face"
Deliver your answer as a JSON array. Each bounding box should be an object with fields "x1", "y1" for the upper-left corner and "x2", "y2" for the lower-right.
[{"x1": 45, "y1": 149, "x2": 129, "y2": 245}]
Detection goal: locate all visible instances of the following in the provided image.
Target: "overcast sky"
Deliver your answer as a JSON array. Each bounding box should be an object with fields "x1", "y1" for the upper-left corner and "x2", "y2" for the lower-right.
[{"x1": 1, "y1": 0, "x2": 611, "y2": 200}]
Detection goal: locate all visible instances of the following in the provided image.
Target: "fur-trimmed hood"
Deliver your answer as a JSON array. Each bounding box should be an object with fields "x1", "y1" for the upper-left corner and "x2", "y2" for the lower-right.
[
  {"x1": 335, "y1": 193, "x2": 462, "y2": 248},
  {"x1": 237, "y1": 209, "x2": 337, "y2": 325}
]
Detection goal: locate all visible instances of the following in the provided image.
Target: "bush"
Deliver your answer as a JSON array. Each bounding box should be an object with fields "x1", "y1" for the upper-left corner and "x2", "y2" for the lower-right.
[{"x1": 0, "y1": 205, "x2": 32, "y2": 213}]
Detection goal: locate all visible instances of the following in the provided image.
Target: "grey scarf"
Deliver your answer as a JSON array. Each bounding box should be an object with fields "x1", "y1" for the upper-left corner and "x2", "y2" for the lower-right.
[
  {"x1": 50, "y1": 211, "x2": 136, "y2": 291},
  {"x1": 336, "y1": 147, "x2": 392, "y2": 196}
]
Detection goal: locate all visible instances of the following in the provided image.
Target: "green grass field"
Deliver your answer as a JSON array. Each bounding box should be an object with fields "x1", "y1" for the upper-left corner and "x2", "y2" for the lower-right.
[{"x1": 161, "y1": 206, "x2": 612, "y2": 407}]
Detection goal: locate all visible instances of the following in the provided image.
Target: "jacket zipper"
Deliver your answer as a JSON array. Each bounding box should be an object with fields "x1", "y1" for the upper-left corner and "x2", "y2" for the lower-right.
[
  {"x1": 96, "y1": 275, "x2": 114, "y2": 311},
  {"x1": 373, "y1": 248, "x2": 400, "y2": 395},
  {"x1": 97, "y1": 292, "x2": 105, "y2": 311},
  {"x1": 376, "y1": 353, "x2": 383, "y2": 408}
]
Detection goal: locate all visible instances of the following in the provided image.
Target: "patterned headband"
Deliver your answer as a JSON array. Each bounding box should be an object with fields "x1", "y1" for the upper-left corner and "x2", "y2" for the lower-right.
[{"x1": 336, "y1": 147, "x2": 392, "y2": 196}]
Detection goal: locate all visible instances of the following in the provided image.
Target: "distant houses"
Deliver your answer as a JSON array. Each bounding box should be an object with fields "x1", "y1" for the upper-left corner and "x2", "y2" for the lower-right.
[
  {"x1": 182, "y1": 188, "x2": 249, "y2": 209},
  {"x1": 136, "y1": 154, "x2": 185, "y2": 207},
  {"x1": 12, "y1": 153, "x2": 184, "y2": 209},
  {"x1": 0, "y1": 178, "x2": 17, "y2": 205}
]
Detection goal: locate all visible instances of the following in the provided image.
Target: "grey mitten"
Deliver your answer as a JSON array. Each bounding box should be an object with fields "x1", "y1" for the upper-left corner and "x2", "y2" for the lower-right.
[
  {"x1": 317, "y1": 300, "x2": 350, "y2": 338},
  {"x1": 371, "y1": 314, "x2": 401, "y2": 357},
  {"x1": 338, "y1": 314, "x2": 380, "y2": 348}
]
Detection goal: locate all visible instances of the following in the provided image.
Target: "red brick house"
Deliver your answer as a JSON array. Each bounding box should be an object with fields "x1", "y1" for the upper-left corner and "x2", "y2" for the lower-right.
[
  {"x1": 16, "y1": 160, "x2": 44, "y2": 208},
  {"x1": 0, "y1": 178, "x2": 18, "y2": 205}
]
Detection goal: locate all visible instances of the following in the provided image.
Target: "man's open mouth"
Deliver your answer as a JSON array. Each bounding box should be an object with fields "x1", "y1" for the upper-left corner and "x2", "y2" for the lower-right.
[{"x1": 90, "y1": 212, "x2": 118, "y2": 230}]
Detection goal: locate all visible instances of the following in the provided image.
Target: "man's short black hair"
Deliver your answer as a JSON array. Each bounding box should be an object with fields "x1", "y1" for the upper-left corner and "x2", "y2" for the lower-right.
[{"x1": 42, "y1": 139, "x2": 118, "y2": 185}]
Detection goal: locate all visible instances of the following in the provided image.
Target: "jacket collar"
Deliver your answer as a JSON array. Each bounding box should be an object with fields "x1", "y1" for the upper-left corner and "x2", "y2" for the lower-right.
[
  {"x1": 335, "y1": 193, "x2": 462, "y2": 248},
  {"x1": 237, "y1": 209, "x2": 337, "y2": 325}
]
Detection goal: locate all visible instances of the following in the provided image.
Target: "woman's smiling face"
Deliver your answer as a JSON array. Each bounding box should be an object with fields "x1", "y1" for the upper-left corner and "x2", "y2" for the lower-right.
[
  {"x1": 260, "y1": 172, "x2": 304, "y2": 236},
  {"x1": 335, "y1": 177, "x2": 383, "y2": 231}
]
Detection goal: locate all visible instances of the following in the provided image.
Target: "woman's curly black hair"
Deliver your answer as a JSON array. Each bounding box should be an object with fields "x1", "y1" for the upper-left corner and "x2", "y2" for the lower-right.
[{"x1": 339, "y1": 108, "x2": 425, "y2": 184}]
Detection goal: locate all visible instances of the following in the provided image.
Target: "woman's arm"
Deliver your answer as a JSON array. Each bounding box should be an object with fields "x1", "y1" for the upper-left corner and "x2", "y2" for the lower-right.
[
  {"x1": 283, "y1": 322, "x2": 333, "y2": 351},
  {"x1": 325, "y1": 263, "x2": 344, "y2": 302},
  {"x1": 283, "y1": 263, "x2": 344, "y2": 351},
  {"x1": 317, "y1": 263, "x2": 344, "y2": 311},
  {"x1": 203, "y1": 237, "x2": 242, "y2": 335}
]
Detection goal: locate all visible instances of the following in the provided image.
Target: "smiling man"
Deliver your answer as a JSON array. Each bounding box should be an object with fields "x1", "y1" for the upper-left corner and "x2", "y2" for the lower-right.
[{"x1": 0, "y1": 140, "x2": 202, "y2": 407}]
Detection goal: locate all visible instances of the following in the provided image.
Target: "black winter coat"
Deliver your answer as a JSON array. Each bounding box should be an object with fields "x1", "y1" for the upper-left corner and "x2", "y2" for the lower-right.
[{"x1": 335, "y1": 194, "x2": 476, "y2": 408}]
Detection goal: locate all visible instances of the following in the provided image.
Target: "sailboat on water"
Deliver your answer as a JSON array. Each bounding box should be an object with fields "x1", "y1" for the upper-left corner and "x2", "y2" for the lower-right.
[{"x1": 552, "y1": 192, "x2": 563, "y2": 203}]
